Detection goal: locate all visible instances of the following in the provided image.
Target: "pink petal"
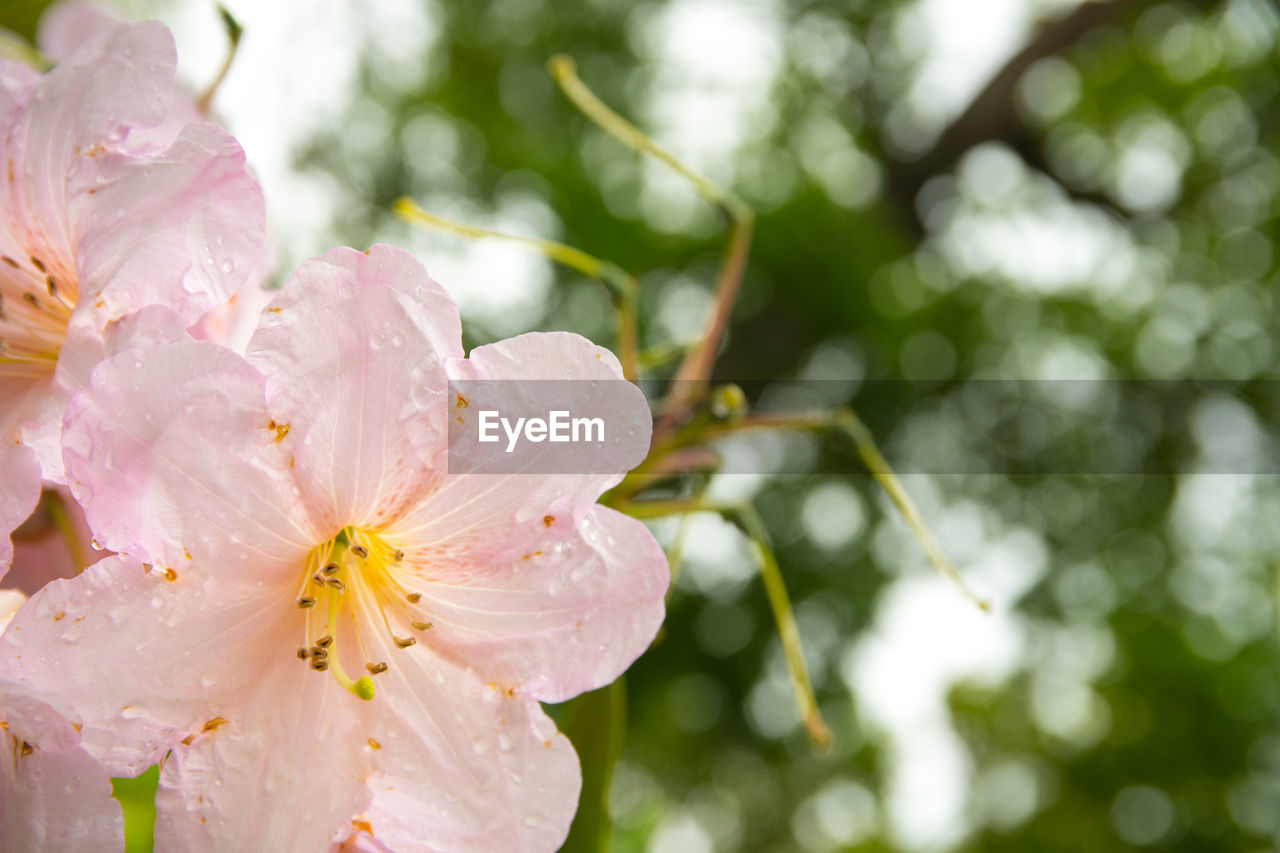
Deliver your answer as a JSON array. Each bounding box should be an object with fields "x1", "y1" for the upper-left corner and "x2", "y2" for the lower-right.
[
  {"x1": 246, "y1": 244, "x2": 462, "y2": 530},
  {"x1": 0, "y1": 736, "x2": 123, "y2": 853},
  {"x1": 362, "y1": 638, "x2": 581, "y2": 853},
  {"x1": 155, "y1": 658, "x2": 373, "y2": 853},
  {"x1": 35, "y1": 0, "x2": 205, "y2": 156},
  {"x1": 396, "y1": 331, "x2": 651, "y2": 551},
  {"x1": 62, "y1": 340, "x2": 313, "y2": 572},
  {"x1": 5, "y1": 19, "x2": 175, "y2": 270},
  {"x1": 35, "y1": 1, "x2": 121, "y2": 61},
  {"x1": 71, "y1": 122, "x2": 266, "y2": 326},
  {"x1": 0, "y1": 440, "x2": 40, "y2": 579},
  {"x1": 5, "y1": 375, "x2": 68, "y2": 483},
  {"x1": 0, "y1": 554, "x2": 292, "y2": 775},
  {"x1": 0, "y1": 58, "x2": 40, "y2": 127},
  {"x1": 189, "y1": 274, "x2": 276, "y2": 355},
  {"x1": 408, "y1": 505, "x2": 667, "y2": 703}
]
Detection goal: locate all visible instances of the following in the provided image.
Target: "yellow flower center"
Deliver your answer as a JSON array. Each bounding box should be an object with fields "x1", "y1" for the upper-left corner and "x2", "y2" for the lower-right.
[
  {"x1": 0, "y1": 252, "x2": 77, "y2": 380},
  {"x1": 293, "y1": 527, "x2": 433, "y2": 701}
]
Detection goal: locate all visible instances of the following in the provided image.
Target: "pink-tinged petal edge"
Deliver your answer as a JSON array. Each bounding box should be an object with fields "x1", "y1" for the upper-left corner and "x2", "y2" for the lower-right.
[
  {"x1": 362, "y1": 636, "x2": 582, "y2": 853},
  {"x1": 72, "y1": 122, "x2": 266, "y2": 327},
  {"x1": 407, "y1": 504, "x2": 667, "y2": 703},
  {"x1": 246, "y1": 244, "x2": 463, "y2": 531},
  {"x1": 6, "y1": 19, "x2": 175, "y2": 271},
  {"x1": 62, "y1": 339, "x2": 313, "y2": 573},
  {"x1": 0, "y1": 733, "x2": 124, "y2": 853},
  {"x1": 155, "y1": 660, "x2": 373, "y2": 853},
  {"x1": 0, "y1": 555, "x2": 293, "y2": 775}
]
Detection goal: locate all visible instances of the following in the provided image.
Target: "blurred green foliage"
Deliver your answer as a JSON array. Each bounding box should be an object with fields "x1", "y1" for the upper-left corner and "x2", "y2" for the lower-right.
[{"x1": 6, "y1": 0, "x2": 1280, "y2": 850}]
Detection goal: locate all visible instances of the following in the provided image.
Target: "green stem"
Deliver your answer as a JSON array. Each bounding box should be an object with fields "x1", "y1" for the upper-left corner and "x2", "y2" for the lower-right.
[
  {"x1": 621, "y1": 497, "x2": 832, "y2": 753},
  {"x1": 195, "y1": 6, "x2": 243, "y2": 114}
]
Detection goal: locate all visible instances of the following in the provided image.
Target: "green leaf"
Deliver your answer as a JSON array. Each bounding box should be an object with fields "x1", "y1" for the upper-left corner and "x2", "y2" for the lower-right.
[{"x1": 558, "y1": 678, "x2": 626, "y2": 853}]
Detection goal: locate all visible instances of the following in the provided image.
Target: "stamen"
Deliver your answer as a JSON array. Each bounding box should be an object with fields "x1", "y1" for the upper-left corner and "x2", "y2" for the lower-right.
[
  {"x1": 28, "y1": 256, "x2": 45, "y2": 273},
  {"x1": 411, "y1": 621, "x2": 432, "y2": 631},
  {"x1": 22, "y1": 292, "x2": 40, "y2": 309},
  {"x1": 326, "y1": 577, "x2": 346, "y2": 592},
  {"x1": 311, "y1": 574, "x2": 325, "y2": 587},
  {"x1": 393, "y1": 550, "x2": 405, "y2": 562},
  {"x1": 393, "y1": 636, "x2": 416, "y2": 649},
  {"x1": 297, "y1": 596, "x2": 316, "y2": 608},
  {"x1": 296, "y1": 646, "x2": 308, "y2": 660},
  {"x1": 406, "y1": 592, "x2": 422, "y2": 604},
  {"x1": 309, "y1": 657, "x2": 329, "y2": 671},
  {"x1": 350, "y1": 544, "x2": 368, "y2": 559},
  {"x1": 322, "y1": 562, "x2": 340, "y2": 575},
  {"x1": 366, "y1": 662, "x2": 388, "y2": 675},
  {"x1": 321, "y1": 577, "x2": 375, "y2": 701},
  {"x1": 316, "y1": 634, "x2": 333, "y2": 649}
]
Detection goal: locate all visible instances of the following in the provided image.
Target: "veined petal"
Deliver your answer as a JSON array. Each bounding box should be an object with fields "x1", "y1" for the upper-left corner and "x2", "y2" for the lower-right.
[
  {"x1": 5, "y1": 19, "x2": 175, "y2": 270},
  {"x1": 0, "y1": 555, "x2": 295, "y2": 775},
  {"x1": 246, "y1": 244, "x2": 463, "y2": 530},
  {"x1": 72, "y1": 123, "x2": 266, "y2": 326},
  {"x1": 62, "y1": 340, "x2": 313, "y2": 571},
  {"x1": 407, "y1": 506, "x2": 667, "y2": 703},
  {"x1": 397, "y1": 331, "x2": 651, "y2": 553},
  {"x1": 155, "y1": 660, "x2": 373, "y2": 853},
  {"x1": 0, "y1": 440, "x2": 40, "y2": 580},
  {"x1": 362, "y1": 639, "x2": 581, "y2": 853},
  {"x1": 0, "y1": 735, "x2": 124, "y2": 853}
]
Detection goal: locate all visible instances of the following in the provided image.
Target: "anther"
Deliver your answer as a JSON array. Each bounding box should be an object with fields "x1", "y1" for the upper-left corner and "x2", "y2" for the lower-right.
[
  {"x1": 296, "y1": 646, "x2": 308, "y2": 660},
  {"x1": 350, "y1": 544, "x2": 368, "y2": 559},
  {"x1": 22, "y1": 292, "x2": 39, "y2": 309},
  {"x1": 309, "y1": 657, "x2": 329, "y2": 671},
  {"x1": 308, "y1": 646, "x2": 328, "y2": 659},
  {"x1": 326, "y1": 577, "x2": 346, "y2": 592},
  {"x1": 45, "y1": 275, "x2": 56, "y2": 297},
  {"x1": 366, "y1": 662, "x2": 388, "y2": 675},
  {"x1": 322, "y1": 562, "x2": 340, "y2": 575},
  {"x1": 29, "y1": 256, "x2": 46, "y2": 272},
  {"x1": 1, "y1": 256, "x2": 17, "y2": 268},
  {"x1": 311, "y1": 574, "x2": 325, "y2": 587},
  {"x1": 412, "y1": 621, "x2": 433, "y2": 631},
  {"x1": 393, "y1": 550, "x2": 405, "y2": 562},
  {"x1": 316, "y1": 634, "x2": 333, "y2": 649},
  {"x1": 296, "y1": 596, "x2": 316, "y2": 609},
  {"x1": 393, "y1": 636, "x2": 416, "y2": 649},
  {"x1": 406, "y1": 592, "x2": 422, "y2": 603}
]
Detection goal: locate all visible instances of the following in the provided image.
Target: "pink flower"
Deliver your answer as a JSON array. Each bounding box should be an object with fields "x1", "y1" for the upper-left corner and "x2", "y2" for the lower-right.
[
  {"x1": 2, "y1": 244, "x2": 667, "y2": 851},
  {"x1": 0, "y1": 12, "x2": 265, "y2": 578},
  {"x1": 0, "y1": 589, "x2": 125, "y2": 852}
]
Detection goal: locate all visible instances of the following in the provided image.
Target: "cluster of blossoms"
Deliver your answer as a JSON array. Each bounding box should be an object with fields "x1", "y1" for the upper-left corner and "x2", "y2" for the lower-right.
[{"x1": 0, "y1": 5, "x2": 667, "y2": 851}]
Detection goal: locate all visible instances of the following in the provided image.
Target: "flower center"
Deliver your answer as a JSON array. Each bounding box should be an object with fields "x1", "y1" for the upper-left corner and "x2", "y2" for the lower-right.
[
  {"x1": 293, "y1": 526, "x2": 434, "y2": 701},
  {"x1": 0, "y1": 252, "x2": 76, "y2": 381}
]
